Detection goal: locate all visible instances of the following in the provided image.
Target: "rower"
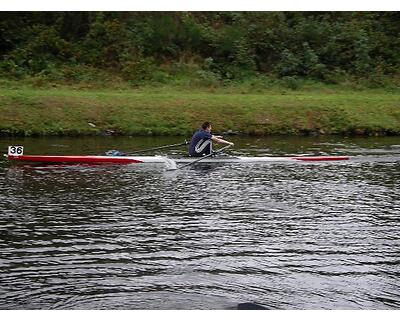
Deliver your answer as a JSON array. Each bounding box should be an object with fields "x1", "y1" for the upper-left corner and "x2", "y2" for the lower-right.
[{"x1": 188, "y1": 121, "x2": 234, "y2": 157}]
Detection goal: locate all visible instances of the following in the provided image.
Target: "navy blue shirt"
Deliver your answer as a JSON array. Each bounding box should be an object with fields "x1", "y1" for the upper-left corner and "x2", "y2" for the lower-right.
[{"x1": 189, "y1": 129, "x2": 213, "y2": 156}]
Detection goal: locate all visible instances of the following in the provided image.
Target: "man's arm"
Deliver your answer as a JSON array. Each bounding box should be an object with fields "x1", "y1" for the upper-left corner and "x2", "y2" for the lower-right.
[{"x1": 211, "y1": 135, "x2": 234, "y2": 146}]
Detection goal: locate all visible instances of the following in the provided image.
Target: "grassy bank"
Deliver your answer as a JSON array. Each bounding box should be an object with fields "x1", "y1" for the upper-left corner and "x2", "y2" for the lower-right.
[{"x1": 1, "y1": 84, "x2": 400, "y2": 136}]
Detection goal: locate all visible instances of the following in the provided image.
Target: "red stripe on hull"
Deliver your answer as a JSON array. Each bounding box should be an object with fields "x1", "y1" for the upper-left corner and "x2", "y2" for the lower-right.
[
  {"x1": 291, "y1": 156, "x2": 349, "y2": 161},
  {"x1": 7, "y1": 155, "x2": 143, "y2": 164}
]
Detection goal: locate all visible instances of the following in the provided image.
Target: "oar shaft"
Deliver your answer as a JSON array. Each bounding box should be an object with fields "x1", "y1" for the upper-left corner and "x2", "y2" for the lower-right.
[{"x1": 129, "y1": 140, "x2": 189, "y2": 154}]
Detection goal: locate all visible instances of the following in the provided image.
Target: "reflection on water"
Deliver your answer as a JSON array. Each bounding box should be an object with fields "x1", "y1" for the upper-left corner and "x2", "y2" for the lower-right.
[{"x1": 0, "y1": 136, "x2": 400, "y2": 309}]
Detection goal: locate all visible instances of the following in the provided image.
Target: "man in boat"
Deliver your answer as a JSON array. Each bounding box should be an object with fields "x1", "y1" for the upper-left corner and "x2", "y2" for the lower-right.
[{"x1": 189, "y1": 121, "x2": 234, "y2": 157}]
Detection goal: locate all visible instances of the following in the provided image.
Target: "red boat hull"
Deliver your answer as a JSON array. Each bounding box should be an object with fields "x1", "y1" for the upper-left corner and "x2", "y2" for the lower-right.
[
  {"x1": 7, "y1": 155, "x2": 144, "y2": 164},
  {"x1": 291, "y1": 156, "x2": 349, "y2": 161}
]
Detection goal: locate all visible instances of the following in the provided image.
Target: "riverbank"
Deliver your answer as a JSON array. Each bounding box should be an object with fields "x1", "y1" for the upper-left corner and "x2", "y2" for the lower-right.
[{"x1": 1, "y1": 84, "x2": 400, "y2": 136}]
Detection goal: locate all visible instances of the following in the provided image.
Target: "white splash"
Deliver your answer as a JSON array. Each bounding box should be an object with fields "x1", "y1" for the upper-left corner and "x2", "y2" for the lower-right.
[{"x1": 162, "y1": 157, "x2": 177, "y2": 171}]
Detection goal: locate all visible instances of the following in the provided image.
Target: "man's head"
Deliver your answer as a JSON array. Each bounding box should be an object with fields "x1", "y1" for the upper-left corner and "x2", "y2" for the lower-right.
[{"x1": 201, "y1": 121, "x2": 212, "y2": 132}]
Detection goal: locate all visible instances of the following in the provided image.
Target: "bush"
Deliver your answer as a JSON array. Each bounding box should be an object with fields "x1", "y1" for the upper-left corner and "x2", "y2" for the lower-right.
[
  {"x1": 192, "y1": 69, "x2": 221, "y2": 87},
  {"x1": 281, "y1": 76, "x2": 302, "y2": 90},
  {"x1": 354, "y1": 30, "x2": 373, "y2": 76},
  {"x1": 275, "y1": 49, "x2": 302, "y2": 77},
  {"x1": 120, "y1": 56, "x2": 156, "y2": 82}
]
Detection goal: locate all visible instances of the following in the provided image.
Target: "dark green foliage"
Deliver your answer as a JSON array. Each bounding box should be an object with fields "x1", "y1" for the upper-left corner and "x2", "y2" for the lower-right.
[{"x1": 0, "y1": 12, "x2": 399, "y2": 86}]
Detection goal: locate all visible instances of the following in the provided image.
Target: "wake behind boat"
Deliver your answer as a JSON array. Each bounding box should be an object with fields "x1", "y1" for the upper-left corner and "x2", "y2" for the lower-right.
[{"x1": 5, "y1": 145, "x2": 350, "y2": 165}]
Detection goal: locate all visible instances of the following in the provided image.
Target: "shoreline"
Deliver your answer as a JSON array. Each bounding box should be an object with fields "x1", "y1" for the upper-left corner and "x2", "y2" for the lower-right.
[{"x1": 1, "y1": 86, "x2": 399, "y2": 137}]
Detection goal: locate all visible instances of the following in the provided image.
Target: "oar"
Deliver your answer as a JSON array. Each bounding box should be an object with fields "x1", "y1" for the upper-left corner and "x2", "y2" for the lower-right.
[
  {"x1": 167, "y1": 144, "x2": 232, "y2": 171},
  {"x1": 129, "y1": 140, "x2": 189, "y2": 154}
]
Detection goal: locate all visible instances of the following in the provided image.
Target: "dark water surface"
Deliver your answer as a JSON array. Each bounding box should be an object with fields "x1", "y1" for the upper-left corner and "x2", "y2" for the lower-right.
[{"x1": 0, "y1": 135, "x2": 399, "y2": 310}]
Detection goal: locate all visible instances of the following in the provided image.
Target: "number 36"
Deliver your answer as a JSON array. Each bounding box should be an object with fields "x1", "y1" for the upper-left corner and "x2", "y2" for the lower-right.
[{"x1": 8, "y1": 146, "x2": 24, "y2": 156}]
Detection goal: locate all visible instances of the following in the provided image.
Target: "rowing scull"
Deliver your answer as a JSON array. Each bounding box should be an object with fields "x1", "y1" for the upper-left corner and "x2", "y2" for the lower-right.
[{"x1": 6, "y1": 154, "x2": 349, "y2": 164}]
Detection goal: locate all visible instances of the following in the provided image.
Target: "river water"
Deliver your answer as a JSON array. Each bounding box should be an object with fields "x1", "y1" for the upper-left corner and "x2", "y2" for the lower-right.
[{"x1": 0, "y1": 135, "x2": 399, "y2": 310}]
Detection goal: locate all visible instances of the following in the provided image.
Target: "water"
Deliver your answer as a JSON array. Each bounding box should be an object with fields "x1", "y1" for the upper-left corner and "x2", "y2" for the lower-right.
[{"x1": 0, "y1": 135, "x2": 399, "y2": 309}]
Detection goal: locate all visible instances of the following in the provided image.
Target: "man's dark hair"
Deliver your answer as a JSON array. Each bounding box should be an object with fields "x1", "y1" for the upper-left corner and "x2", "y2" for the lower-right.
[{"x1": 201, "y1": 121, "x2": 211, "y2": 130}]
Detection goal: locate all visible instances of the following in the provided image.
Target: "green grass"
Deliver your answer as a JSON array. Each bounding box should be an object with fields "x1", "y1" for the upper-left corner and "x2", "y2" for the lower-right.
[{"x1": 1, "y1": 83, "x2": 400, "y2": 136}]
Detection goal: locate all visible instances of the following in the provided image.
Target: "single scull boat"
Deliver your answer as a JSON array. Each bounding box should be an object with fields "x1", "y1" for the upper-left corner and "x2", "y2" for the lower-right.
[{"x1": 5, "y1": 146, "x2": 349, "y2": 164}]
